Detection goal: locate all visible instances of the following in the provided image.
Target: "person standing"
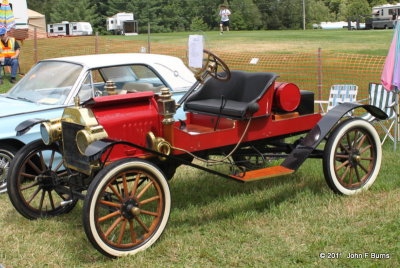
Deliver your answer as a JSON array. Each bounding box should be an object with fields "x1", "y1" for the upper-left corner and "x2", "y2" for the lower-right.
[
  {"x1": 219, "y1": 4, "x2": 231, "y2": 34},
  {"x1": 0, "y1": 28, "x2": 20, "y2": 84}
]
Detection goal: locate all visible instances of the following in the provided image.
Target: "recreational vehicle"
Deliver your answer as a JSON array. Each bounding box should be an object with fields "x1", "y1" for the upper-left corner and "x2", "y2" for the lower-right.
[
  {"x1": 47, "y1": 21, "x2": 93, "y2": 36},
  {"x1": 106, "y1": 13, "x2": 138, "y2": 35},
  {"x1": 371, "y1": 3, "x2": 400, "y2": 29}
]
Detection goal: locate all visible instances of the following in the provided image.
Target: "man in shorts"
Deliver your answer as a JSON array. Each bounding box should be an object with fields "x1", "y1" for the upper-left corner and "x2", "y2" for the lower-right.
[{"x1": 219, "y1": 4, "x2": 231, "y2": 34}]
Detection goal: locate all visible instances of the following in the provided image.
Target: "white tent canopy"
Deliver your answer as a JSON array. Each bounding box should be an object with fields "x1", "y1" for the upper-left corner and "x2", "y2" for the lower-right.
[{"x1": 28, "y1": 9, "x2": 45, "y2": 32}]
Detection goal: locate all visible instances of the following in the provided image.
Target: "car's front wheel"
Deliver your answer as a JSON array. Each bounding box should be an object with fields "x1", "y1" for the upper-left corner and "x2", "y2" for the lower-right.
[
  {"x1": 7, "y1": 140, "x2": 77, "y2": 219},
  {"x1": 83, "y1": 158, "x2": 171, "y2": 258}
]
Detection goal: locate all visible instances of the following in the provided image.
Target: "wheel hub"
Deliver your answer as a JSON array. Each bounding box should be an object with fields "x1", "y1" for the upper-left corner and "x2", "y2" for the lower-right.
[
  {"x1": 0, "y1": 156, "x2": 10, "y2": 181},
  {"x1": 349, "y1": 149, "x2": 361, "y2": 166},
  {"x1": 121, "y1": 199, "x2": 140, "y2": 220},
  {"x1": 36, "y1": 170, "x2": 58, "y2": 191}
]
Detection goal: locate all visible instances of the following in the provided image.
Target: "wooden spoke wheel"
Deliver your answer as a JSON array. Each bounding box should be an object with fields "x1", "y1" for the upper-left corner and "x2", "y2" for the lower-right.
[
  {"x1": 83, "y1": 158, "x2": 171, "y2": 258},
  {"x1": 7, "y1": 140, "x2": 77, "y2": 219},
  {"x1": 323, "y1": 118, "x2": 382, "y2": 195}
]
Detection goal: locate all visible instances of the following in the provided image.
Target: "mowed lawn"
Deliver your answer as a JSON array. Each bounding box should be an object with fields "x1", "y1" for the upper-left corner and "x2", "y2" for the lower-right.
[
  {"x1": 108, "y1": 29, "x2": 394, "y2": 55},
  {"x1": 1, "y1": 29, "x2": 400, "y2": 267},
  {"x1": 0, "y1": 142, "x2": 399, "y2": 267}
]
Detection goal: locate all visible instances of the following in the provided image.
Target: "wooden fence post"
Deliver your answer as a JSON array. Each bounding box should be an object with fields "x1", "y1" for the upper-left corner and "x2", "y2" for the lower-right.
[
  {"x1": 147, "y1": 23, "x2": 151, "y2": 53},
  {"x1": 317, "y1": 47, "x2": 323, "y2": 112},
  {"x1": 33, "y1": 27, "x2": 38, "y2": 63},
  {"x1": 95, "y1": 32, "x2": 99, "y2": 54}
]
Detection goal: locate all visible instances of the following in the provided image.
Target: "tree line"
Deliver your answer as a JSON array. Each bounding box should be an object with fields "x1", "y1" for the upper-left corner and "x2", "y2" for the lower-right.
[{"x1": 27, "y1": 0, "x2": 398, "y2": 33}]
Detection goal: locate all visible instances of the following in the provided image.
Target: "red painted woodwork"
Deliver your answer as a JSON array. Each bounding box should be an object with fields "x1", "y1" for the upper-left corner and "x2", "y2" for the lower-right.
[
  {"x1": 86, "y1": 81, "x2": 322, "y2": 162},
  {"x1": 90, "y1": 92, "x2": 162, "y2": 160},
  {"x1": 172, "y1": 113, "x2": 321, "y2": 153}
]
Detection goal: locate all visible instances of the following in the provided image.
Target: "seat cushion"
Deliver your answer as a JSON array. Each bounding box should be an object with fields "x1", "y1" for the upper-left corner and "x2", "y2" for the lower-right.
[{"x1": 185, "y1": 99, "x2": 252, "y2": 118}]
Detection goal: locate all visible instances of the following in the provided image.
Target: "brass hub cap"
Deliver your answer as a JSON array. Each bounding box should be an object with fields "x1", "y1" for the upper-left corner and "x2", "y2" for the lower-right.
[{"x1": 121, "y1": 199, "x2": 140, "y2": 220}]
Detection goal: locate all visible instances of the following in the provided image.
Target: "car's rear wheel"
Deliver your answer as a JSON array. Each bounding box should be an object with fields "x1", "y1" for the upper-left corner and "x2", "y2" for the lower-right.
[
  {"x1": 0, "y1": 144, "x2": 18, "y2": 194},
  {"x1": 323, "y1": 118, "x2": 382, "y2": 195},
  {"x1": 83, "y1": 158, "x2": 171, "y2": 258}
]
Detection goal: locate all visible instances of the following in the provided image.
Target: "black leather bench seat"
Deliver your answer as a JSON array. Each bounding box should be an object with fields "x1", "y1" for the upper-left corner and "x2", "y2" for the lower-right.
[
  {"x1": 185, "y1": 99, "x2": 254, "y2": 118},
  {"x1": 184, "y1": 71, "x2": 278, "y2": 119}
]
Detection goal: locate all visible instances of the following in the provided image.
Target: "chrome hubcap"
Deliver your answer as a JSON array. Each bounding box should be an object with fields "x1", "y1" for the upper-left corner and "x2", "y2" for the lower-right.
[{"x1": 0, "y1": 152, "x2": 12, "y2": 194}]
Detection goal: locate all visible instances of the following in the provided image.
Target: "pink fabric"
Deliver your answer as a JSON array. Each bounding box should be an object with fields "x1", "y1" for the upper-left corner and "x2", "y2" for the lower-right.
[
  {"x1": 381, "y1": 33, "x2": 397, "y2": 91},
  {"x1": 392, "y1": 28, "x2": 400, "y2": 89}
]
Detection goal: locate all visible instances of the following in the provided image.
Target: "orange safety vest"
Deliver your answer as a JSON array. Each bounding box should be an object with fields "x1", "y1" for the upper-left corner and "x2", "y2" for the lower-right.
[{"x1": 0, "y1": 37, "x2": 16, "y2": 58}]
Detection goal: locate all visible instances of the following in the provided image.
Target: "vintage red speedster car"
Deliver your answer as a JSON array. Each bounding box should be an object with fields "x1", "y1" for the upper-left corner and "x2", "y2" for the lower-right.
[{"x1": 8, "y1": 51, "x2": 388, "y2": 258}]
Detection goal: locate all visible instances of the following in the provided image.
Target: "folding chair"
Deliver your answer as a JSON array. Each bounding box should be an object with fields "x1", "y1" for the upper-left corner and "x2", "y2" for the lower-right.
[
  {"x1": 361, "y1": 83, "x2": 397, "y2": 145},
  {"x1": 315, "y1": 84, "x2": 359, "y2": 113}
]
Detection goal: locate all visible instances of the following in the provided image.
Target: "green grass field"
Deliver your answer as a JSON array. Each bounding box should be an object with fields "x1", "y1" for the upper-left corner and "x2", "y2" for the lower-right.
[
  {"x1": 109, "y1": 29, "x2": 394, "y2": 56},
  {"x1": 1, "y1": 29, "x2": 400, "y2": 267},
  {"x1": 0, "y1": 142, "x2": 399, "y2": 267}
]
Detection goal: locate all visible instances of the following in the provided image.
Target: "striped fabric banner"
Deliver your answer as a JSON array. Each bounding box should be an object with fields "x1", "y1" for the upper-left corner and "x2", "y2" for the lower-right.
[
  {"x1": 0, "y1": 0, "x2": 15, "y2": 31},
  {"x1": 369, "y1": 83, "x2": 396, "y2": 119}
]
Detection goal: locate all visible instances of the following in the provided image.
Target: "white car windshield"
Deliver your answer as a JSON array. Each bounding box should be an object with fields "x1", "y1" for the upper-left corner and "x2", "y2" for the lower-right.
[{"x1": 7, "y1": 61, "x2": 82, "y2": 105}]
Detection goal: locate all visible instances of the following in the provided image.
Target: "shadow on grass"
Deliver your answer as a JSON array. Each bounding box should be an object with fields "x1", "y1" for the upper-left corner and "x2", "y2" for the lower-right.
[
  {"x1": 168, "y1": 158, "x2": 329, "y2": 226},
  {"x1": 1, "y1": 197, "x2": 112, "y2": 263}
]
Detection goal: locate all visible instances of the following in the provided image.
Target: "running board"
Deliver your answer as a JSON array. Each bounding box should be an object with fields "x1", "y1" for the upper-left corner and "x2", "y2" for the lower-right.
[{"x1": 230, "y1": 166, "x2": 295, "y2": 182}]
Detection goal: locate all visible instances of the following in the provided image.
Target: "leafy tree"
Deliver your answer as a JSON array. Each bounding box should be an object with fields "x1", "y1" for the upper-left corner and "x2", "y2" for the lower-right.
[
  {"x1": 102, "y1": 0, "x2": 130, "y2": 16},
  {"x1": 190, "y1": 17, "x2": 209, "y2": 32},
  {"x1": 346, "y1": 0, "x2": 370, "y2": 19},
  {"x1": 27, "y1": 0, "x2": 54, "y2": 23},
  {"x1": 279, "y1": 0, "x2": 303, "y2": 29},
  {"x1": 127, "y1": 0, "x2": 164, "y2": 33},
  {"x1": 307, "y1": 0, "x2": 334, "y2": 27},
  {"x1": 323, "y1": 0, "x2": 344, "y2": 20},
  {"x1": 369, "y1": 0, "x2": 398, "y2": 6},
  {"x1": 50, "y1": 0, "x2": 98, "y2": 24},
  {"x1": 229, "y1": 0, "x2": 263, "y2": 30},
  {"x1": 253, "y1": 0, "x2": 281, "y2": 30}
]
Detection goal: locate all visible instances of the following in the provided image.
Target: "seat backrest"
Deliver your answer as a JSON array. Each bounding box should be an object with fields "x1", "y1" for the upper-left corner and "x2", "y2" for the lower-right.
[
  {"x1": 327, "y1": 84, "x2": 358, "y2": 111},
  {"x1": 185, "y1": 70, "x2": 278, "y2": 104},
  {"x1": 368, "y1": 83, "x2": 396, "y2": 118},
  {"x1": 123, "y1": 82, "x2": 153, "y2": 92}
]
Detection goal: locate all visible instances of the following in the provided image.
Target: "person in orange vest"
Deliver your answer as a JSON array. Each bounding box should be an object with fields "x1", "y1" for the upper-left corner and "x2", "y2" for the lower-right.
[{"x1": 0, "y1": 28, "x2": 20, "y2": 84}]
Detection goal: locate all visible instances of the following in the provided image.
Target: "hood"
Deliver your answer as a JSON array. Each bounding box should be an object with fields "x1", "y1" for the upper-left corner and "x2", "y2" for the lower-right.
[{"x1": 0, "y1": 95, "x2": 64, "y2": 118}]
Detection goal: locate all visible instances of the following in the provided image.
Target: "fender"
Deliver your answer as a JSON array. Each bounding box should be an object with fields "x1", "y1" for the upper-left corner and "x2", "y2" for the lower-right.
[
  {"x1": 281, "y1": 103, "x2": 388, "y2": 171},
  {"x1": 15, "y1": 118, "x2": 48, "y2": 136}
]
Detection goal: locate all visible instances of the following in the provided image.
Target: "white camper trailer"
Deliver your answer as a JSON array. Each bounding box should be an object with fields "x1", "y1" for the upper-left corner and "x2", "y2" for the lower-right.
[
  {"x1": 107, "y1": 12, "x2": 138, "y2": 35},
  {"x1": 371, "y1": 3, "x2": 400, "y2": 29},
  {"x1": 47, "y1": 21, "x2": 93, "y2": 36}
]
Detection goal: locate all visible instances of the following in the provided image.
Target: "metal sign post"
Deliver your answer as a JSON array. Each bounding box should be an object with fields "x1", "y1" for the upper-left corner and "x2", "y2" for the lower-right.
[{"x1": 395, "y1": 88, "x2": 399, "y2": 151}]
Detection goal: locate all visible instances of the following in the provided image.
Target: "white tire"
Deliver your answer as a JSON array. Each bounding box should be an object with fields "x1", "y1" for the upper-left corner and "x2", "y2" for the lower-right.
[
  {"x1": 83, "y1": 158, "x2": 171, "y2": 258},
  {"x1": 323, "y1": 118, "x2": 382, "y2": 195}
]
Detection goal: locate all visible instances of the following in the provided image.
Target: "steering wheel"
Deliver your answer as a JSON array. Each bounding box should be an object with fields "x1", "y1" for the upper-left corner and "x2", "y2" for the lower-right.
[{"x1": 191, "y1": 49, "x2": 231, "y2": 83}]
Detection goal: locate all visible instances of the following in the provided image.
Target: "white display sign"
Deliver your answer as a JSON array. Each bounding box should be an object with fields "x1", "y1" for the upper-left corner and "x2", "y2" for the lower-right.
[
  {"x1": 188, "y1": 35, "x2": 204, "y2": 68},
  {"x1": 250, "y1": 58, "x2": 259, "y2": 65}
]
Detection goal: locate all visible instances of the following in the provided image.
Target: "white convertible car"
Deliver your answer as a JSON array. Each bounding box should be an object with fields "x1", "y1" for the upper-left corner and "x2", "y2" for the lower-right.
[{"x1": 0, "y1": 53, "x2": 196, "y2": 193}]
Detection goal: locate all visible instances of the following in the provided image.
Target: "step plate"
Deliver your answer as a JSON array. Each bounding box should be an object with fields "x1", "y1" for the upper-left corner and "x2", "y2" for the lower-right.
[{"x1": 231, "y1": 166, "x2": 294, "y2": 182}]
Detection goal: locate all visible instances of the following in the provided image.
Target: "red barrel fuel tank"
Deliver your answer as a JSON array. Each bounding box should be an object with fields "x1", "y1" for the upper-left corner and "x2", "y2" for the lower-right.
[{"x1": 273, "y1": 82, "x2": 301, "y2": 112}]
